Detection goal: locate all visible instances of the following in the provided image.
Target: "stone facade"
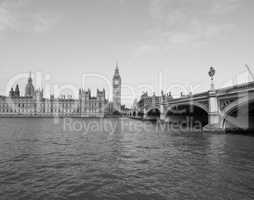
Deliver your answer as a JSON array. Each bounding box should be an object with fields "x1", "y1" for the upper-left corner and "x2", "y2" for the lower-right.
[
  {"x1": 136, "y1": 92, "x2": 173, "y2": 115},
  {"x1": 0, "y1": 68, "x2": 120, "y2": 117},
  {"x1": 112, "y1": 64, "x2": 121, "y2": 112},
  {"x1": 79, "y1": 89, "x2": 107, "y2": 117}
]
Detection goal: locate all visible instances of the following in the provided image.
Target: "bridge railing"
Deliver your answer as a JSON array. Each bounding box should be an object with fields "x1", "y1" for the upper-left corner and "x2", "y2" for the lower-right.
[{"x1": 217, "y1": 81, "x2": 254, "y2": 94}]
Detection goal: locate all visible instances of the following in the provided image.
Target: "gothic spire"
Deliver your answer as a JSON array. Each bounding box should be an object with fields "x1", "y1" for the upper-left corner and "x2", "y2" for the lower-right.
[
  {"x1": 25, "y1": 72, "x2": 35, "y2": 97},
  {"x1": 15, "y1": 84, "x2": 20, "y2": 97},
  {"x1": 28, "y1": 72, "x2": 32, "y2": 83},
  {"x1": 114, "y1": 62, "x2": 120, "y2": 77}
]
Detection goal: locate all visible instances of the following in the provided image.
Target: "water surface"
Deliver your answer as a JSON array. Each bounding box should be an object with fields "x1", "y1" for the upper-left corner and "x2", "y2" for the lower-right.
[{"x1": 0, "y1": 118, "x2": 254, "y2": 200}]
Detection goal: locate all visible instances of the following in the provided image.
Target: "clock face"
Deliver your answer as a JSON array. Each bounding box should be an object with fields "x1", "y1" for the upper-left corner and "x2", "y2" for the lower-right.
[{"x1": 114, "y1": 80, "x2": 119, "y2": 85}]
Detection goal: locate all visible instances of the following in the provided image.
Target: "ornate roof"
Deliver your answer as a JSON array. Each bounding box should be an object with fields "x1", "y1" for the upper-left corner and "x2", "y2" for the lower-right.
[{"x1": 25, "y1": 73, "x2": 35, "y2": 97}]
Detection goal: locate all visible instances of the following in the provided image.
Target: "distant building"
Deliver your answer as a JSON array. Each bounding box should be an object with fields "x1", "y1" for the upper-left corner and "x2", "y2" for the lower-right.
[
  {"x1": 112, "y1": 63, "x2": 121, "y2": 112},
  {"x1": 121, "y1": 105, "x2": 130, "y2": 116},
  {"x1": 105, "y1": 102, "x2": 114, "y2": 114},
  {"x1": 0, "y1": 67, "x2": 122, "y2": 117},
  {"x1": 79, "y1": 89, "x2": 107, "y2": 117},
  {"x1": 25, "y1": 73, "x2": 35, "y2": 97},
  {"x1": 133, "y1": 91, "x2": 173, "y2": 116}
]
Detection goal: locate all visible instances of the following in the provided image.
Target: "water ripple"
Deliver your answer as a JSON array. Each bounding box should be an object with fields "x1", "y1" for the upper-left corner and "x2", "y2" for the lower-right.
[{"x1": 0, "y1": 118, "x2": 254, "y2": 200}]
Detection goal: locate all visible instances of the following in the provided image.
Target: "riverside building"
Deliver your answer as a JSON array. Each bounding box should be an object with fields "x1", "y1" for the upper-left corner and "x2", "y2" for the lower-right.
[{"x1": 0, "y1": 67, "x2": 121, "y2": 117}]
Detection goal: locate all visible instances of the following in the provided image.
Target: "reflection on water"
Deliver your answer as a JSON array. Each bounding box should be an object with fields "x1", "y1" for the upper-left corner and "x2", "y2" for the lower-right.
[{"x1": 0, "y1": 118, "x2": 254, "y2": 200}]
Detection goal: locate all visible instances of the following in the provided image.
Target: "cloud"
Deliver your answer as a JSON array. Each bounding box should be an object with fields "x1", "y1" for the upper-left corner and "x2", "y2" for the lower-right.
[
  {"x1": 28, "y1": 13, "x2": 60, "y2": 33},
  {"x1": 133, "y1": 44, "x2": 159, "y2": 57},
  {"x1": 142, "y1": 0, "x2": 242, "y2": 49},
  {"x1": 0, "y1": 0, "x2": 60, "y2": 35},
  {"x1": 209, "y1": 0, "x2": 242, "y2": 15},
  {"x1": 163, "y1": 21, "x2": 235, "y2": 47},
  {"x1": 118, "y1": 0, "x2": 125, "y2": 4},
  {"x1": 0, "y1": 1, "x2": 16, "y2": 31}
]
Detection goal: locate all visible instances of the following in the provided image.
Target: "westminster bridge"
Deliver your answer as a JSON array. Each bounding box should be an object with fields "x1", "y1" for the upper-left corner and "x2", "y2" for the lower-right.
[{"x1": 130, "y1": 72, "x2": 254, "y2": 131}]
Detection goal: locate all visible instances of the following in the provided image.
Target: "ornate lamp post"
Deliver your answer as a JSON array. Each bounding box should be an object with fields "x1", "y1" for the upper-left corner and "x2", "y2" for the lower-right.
[
  {"x1": 204, "y1": 66, "x2": 223, "y2": 131},
  {"x1": 208, "y1": 66, "x2": 216, "y2": 91}
]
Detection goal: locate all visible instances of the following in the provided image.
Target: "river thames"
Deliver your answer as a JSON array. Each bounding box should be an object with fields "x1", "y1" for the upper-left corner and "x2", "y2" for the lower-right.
[{"x1": 0, "y1": 118, "x2": 254, "y2": 200}]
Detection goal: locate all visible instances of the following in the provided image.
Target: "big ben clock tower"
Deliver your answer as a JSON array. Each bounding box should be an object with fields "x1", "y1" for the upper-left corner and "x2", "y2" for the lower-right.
[{"x1": 113, "y1": 63, "x2": 121, "y2": 112}]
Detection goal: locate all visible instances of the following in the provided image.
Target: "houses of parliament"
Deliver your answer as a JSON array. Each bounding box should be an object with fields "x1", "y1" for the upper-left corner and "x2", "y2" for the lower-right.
[{"x1": 0, "y1": 66, "x2": 122, "y2": 117}]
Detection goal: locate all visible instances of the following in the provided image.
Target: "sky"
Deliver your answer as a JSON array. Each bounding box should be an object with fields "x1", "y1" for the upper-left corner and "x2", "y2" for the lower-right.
[{"x1": 0, "y1": 0, "x2": 254, "y2": 106}]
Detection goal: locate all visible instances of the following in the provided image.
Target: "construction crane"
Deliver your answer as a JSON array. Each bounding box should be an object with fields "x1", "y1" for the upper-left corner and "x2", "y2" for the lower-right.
[{"x1": 245, "y1": 64, "x2": 254, "y2": 81}]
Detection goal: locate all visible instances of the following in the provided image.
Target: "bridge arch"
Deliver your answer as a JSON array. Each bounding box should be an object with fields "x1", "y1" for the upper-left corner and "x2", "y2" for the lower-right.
[
  {"x1": 145, "y1": 107, "x2": 161, "y2": 119},
  {"x1": 166, "y1": 102, "x2": 209, "y2": 114},
  {"x1": 137, "y1": 111, "x2": 144, "y2": 117},
  {"x1": 220, "y1": 96, "x2": 254, "y2": 129},
  {"x1": 145, "y1": 106, "x2": 161, "y2": 113},
  {"x1": 165, "y1": 102, "x2": 209, "y2": 128}
]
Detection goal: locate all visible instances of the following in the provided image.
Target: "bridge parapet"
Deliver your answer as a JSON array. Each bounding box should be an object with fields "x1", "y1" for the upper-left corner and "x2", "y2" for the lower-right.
[
  {"x1": 133, "y1": 73, "x2": 254, "y2": 131},
  {"x1": 217, "y1": 81, "x2": 254, "y2": 96}
]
